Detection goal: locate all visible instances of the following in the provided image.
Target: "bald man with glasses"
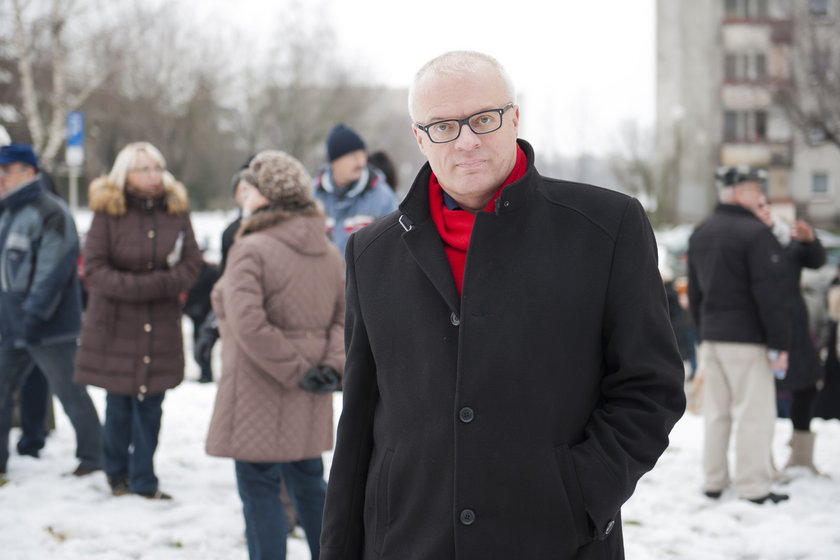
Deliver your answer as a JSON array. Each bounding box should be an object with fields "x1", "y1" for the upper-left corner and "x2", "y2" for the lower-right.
[{"x1": 320, "y1": 51, "x2": 686, "y2": 560}]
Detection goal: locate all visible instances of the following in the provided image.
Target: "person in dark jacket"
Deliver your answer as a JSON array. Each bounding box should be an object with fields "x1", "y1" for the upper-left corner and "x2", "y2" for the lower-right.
[
  {"x1": 320, "y1": 50, "x2": 686, "y2": 560},
  {"x1": 192, "y1": 167, "x2": 258, "y2": 378},
  {"x1": 184, "y1": 258, "x2": 220, "y2": 383},
  {"x1": 755, "y1": 200, "x2": 827, "y2": 474},
  {"x1": 816, "y1": 269, "x2": 840, "y2": 421},
  {"x1": 312, "y1": 124, "x2": 398, "y2": 256},
  {"x1": 0, "y1": 143, "x2": 102, "y2": 478},
  {"x1": 688, "y1": 166, "x2": 791, "y2": 504},
  {"x1": 74, "y1": 141, "x2": 202, "y2": 499}
]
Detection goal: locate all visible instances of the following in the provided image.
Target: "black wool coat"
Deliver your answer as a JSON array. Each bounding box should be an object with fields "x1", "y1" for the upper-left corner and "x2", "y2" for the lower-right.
[
  {"x1": 687, "y1": 204, "x2": 790, "y2": 350},
  {"x1": 320, "y1": 140, "x2": 686, "y2": 560}
]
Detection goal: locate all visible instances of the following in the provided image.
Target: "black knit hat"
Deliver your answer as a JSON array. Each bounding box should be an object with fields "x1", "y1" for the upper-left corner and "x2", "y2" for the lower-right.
[{"x1": 326, "y1": 124, "x2": 366, "y2": 162}]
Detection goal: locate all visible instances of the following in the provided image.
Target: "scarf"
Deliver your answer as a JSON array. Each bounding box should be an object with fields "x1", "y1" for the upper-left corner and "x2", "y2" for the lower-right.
[{"x1": 428, "y1": 146, "x2": 527, "y2": 296}]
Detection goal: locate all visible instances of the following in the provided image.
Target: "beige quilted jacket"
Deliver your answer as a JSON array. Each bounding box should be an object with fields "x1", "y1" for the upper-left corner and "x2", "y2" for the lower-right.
[{"x1": 205, "y1": 208, "x2": 345, "y2": 462}]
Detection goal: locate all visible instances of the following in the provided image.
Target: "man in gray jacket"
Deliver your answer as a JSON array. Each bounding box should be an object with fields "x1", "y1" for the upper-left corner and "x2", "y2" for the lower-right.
[
  {"x1": 688, "y1": 166, "x2": 791, "y2": 504},
  {"x1": 0, "y1": 143, "x2": 102, "y2": 478}
]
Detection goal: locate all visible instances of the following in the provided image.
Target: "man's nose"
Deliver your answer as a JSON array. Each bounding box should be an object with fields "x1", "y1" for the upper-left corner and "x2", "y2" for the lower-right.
[{"x1": 453, "y1": 122, "x2": 480, "y2": 149}]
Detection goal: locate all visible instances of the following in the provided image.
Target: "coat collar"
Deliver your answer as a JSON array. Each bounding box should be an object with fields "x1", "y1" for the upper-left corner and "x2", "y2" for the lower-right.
[
  {"x1": 0, "y1": 176, "x2": 42, "y2": 211},
  {"x1": 396, "y1": 138, "x2": 539, "y2": 313},
  {"x1": 714, "y1": 203, "x2": 763, "y2": 221},
  {"x1": 87, "y1": 175, "x2": 190, "y2": 216},
  {"x1": 238, "y1": 207, "x2": 330, "y2": 256},
  {"x1": 398, "y1": 138, "x2": 538, "y2": 225}
]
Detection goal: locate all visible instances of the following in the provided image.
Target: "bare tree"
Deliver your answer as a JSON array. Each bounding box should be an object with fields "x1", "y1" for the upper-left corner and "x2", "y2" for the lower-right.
[
  {"x1": 775, "y1": 5, "x2": 840, "y2": 152},
  {"x1": 5, "y1": 0, "x2": 137, "y2": 169},
  {"x1": 609, "y1": 120, "x2": 682, "y2": 227}
]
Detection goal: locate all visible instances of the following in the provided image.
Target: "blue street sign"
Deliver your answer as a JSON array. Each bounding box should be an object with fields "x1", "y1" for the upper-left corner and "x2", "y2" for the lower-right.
[{"x1": 67, "y1": 111, "x2": 84, "y2": 147}]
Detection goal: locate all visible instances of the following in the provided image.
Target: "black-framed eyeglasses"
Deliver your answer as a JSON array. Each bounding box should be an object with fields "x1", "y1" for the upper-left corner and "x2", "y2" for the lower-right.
[{"x1": 415, "y1": 102, "x2": 514, "y2": 143}]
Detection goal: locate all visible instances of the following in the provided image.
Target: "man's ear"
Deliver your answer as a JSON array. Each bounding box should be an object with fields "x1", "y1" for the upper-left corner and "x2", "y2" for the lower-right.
[{"x1": 412, "y1": 124, "x2": 428, "y2": 157}]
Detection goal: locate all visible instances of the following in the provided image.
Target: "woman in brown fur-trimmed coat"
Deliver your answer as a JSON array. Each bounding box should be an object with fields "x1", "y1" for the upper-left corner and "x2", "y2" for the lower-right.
[
  {"x1": 205, "y1": 150, "x2": 345, "y2": 560},
  {"x1": 74, "y1": 141, "x2": 202, "y2": 500}
]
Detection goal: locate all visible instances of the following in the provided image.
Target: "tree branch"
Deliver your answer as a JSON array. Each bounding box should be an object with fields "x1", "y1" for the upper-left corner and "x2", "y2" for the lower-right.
[{"x1": 12, "y1": 0, "x2": 45, "y2": 151}]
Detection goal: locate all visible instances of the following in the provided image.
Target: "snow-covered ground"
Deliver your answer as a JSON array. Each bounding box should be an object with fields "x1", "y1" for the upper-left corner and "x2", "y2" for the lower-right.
[
  {"x1": 2, "y1": 352, "x2": 839, "y2": 559},
  {"x1": 1, "y1": 213, "x2": 838, "y2": 559}
]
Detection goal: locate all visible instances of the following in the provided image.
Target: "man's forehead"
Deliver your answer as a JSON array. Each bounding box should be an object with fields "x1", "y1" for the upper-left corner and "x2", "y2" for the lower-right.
[
  {"x1": 415, "y1": 72, "x2": 507, "y2": 118},
  {"x1": 736, "y1": 180, "x2": 763, "y2": 191}
]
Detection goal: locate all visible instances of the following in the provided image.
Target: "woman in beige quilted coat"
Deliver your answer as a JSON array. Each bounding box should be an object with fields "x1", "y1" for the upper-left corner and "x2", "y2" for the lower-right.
[{"x1": 205, "y1": 150, "x2": 345, "y2": 560}]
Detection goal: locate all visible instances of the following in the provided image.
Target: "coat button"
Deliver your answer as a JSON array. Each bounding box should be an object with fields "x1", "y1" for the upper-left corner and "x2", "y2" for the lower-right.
[
  {"x1": 604, "y1": 520, "x2": 615, "y2": 535},
  {"x1": 459, "y1": 509, "x2": 475, "y2": 526},
  {"x1": 450, "y1": 312, "x2": 460, "y2": 326},
  {"x1": 144, "y1": 323, "x2": 152, "y2": 333},
  {"x1": 459, "y1": 407, "x2": 474, "y2": 423}
]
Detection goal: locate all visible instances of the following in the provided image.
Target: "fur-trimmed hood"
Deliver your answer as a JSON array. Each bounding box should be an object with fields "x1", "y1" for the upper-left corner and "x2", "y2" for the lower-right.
[{"x1": 87, "y1": 175, "x2": 190, "y2": 216}]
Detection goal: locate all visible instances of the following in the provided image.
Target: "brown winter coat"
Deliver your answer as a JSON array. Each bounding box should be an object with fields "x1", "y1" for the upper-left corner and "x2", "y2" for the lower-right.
[
  {"x1": 205, "y1": 207, "x2": 345, "y2": 463},
  {"x1": 74, "y1": 176, "x2": 202, "y2": 396}
]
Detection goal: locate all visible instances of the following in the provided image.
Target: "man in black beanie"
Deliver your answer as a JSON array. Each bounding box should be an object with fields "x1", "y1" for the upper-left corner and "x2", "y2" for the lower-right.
[{"x1": 312, "y1": 123, "x2": 398, "y2": 256}]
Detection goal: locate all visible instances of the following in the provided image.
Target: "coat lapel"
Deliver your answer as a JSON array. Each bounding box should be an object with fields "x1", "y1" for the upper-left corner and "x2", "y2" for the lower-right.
[{"x1": 401, "y1": 217, "x2": 461, "y2": 315}]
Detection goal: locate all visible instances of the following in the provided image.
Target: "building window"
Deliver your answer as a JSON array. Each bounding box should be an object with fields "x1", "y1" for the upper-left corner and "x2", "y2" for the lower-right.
[
  {"x1": 755, "y1": 54, "x2": 767, "y2": 78},
  {"x1": 755, "y1": 111, "x2": 767, "y2": 139},
  {"x1": 807, "y1": 126, "x2": 827, "y2": 145},
  {"x1": 724, "y1": 0, "x2": 769, "y2": 18},
  {"x1": 810, "y1": 51, "x2": 831, "y2": 77},
  {"x1": 725, "y1": 0, "x2": 742, "y2": 17},
  {"x1": 812, "y1": 172, "x2": 830, "y2": 196},
  {"x1": 723, "y1": 52, "x2": 768, "y2": 81},
  {"x1": 810, "y1": 0, "x2": 830, "y2": 17},
  {"x1": 723, "y1": 110, "x2": 768, "y2": 141}
]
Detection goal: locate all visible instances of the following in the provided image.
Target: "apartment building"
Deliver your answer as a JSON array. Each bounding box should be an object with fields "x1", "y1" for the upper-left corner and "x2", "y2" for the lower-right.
[{"x1": 656, "y1": 0, "x2": 840, "y2": 227}]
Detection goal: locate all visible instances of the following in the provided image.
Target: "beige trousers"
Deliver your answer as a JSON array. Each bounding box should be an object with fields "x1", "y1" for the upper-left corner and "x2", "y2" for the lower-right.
[{"x1": 699, "y1": 341, "x2": 776, "y2": 500}]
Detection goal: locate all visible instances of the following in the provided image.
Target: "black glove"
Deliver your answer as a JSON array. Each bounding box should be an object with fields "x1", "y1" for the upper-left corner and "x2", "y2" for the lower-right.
[
  {"x1": 299, "y1": 365, "x2": 340, "y2": 395},
  {"x1": 194, "y1": 312, "x2": 219, "y2": 367},
  {"x1": 22, "y1": 314, "x2": 44, "y2": 345}
]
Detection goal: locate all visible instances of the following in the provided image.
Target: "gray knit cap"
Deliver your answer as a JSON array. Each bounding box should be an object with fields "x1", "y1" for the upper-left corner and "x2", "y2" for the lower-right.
[{"x1": 248, "y1": 150, "x2": 313, "y2": 208}]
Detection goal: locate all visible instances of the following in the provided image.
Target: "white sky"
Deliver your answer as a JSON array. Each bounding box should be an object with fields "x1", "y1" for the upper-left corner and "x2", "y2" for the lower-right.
[{"x1": 193, "y1": 0, "x2": 656, "y2": 156}]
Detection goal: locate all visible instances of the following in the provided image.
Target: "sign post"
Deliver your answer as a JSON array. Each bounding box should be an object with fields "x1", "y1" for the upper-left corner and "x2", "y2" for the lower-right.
[{"x1": 65, "y1": 111, "x2": 84, "y2": 213}]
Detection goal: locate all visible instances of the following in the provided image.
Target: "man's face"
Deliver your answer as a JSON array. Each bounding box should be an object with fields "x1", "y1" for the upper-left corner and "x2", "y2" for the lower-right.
[
  {"x1": 754, "y1": 197, "x2": 773, "y2": 226},
  {"x1": 330, "y1": 149, "x2": 367, "y2": 188},
  {"x1": 733, "y1": 180, "x2": 766, "y2": 213},
  {"x1": 0, "y1": 163, "x2": 35, "y2": 196},
  {"x1": 412, "y1": 69, "x2": 519, "y2": 211}
]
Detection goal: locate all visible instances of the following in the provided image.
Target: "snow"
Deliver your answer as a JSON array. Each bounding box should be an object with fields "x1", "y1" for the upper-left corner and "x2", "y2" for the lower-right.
[{"x1": 2, "y1": 212, "x2": 839, "y2": 559}]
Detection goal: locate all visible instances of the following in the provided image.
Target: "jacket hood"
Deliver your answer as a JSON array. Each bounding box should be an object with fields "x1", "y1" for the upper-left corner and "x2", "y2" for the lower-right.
[
  {"x1": 237, "y1": 206, "x2": 329, "y2": 256},
  {"x1": 87, "y1": 175, "x2": 190, "y2": 216}
]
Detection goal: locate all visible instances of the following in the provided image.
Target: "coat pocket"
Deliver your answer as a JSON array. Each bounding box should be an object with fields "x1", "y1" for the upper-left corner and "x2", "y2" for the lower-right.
[
  {"x1": 3, "y1": 233, "x2": 33, "y2": 293},
  {"x1": 554, "y1": 444, "x2": 594, "y2": 548},
  {"x1": 372, "y1": 447, "x2": 394, "y2": 555}
]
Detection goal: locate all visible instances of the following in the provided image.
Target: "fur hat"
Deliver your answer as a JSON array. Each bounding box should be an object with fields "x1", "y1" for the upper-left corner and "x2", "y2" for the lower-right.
[
  {"x1": 248, "y1": 150, "x2": 313, "y2": 208},
  {"x1": 326, "y1": 124, "x2": 366, "y2": 162}
]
